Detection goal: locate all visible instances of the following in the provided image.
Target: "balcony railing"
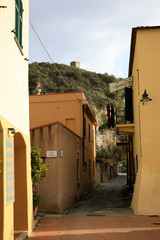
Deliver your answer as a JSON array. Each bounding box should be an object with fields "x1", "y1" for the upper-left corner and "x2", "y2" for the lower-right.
[{"x1": 116, "y1": 109, "x2": 125, "y2": 124}]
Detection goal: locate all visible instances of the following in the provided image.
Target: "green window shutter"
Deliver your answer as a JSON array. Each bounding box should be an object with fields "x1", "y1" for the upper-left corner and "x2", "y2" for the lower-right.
[
  {"x1": 125, "y1": 87, "x2": 133, "y2": 122},
  {"x1": 15, "y1": 0, "x2": 23, "y2": 48}
]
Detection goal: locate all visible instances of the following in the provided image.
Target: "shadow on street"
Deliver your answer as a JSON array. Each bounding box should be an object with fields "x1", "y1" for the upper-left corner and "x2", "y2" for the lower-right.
[{"x1": 63, "y1": 174, "x2": 134, "y2": 216}]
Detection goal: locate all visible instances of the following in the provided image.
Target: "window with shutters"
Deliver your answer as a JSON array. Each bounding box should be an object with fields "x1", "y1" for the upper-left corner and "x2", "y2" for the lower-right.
[
  {"x1": 125, "y1": 87, "x2": 133, "y2": 122},
  {"x1": 15, "y1": 0, "x2": 23, "y2": 48},
  {"x1": 92, "y1": 128, "x2": 94, "y2": 143}
]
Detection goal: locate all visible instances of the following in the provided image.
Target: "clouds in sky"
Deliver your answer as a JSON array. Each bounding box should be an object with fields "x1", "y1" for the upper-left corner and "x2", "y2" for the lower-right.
[{"x1": 29, "y1": 0, "x2": 160, "y2": 78}]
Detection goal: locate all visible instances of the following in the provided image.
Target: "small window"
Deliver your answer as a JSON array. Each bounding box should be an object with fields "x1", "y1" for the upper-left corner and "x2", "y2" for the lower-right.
[
  {"x1": 89, "y1": 159, "x2": 91, "y2": 177},
  {"x1": 15, "y1": 0, "x2": 23, "y2": 48},
  {"x1": 83, "y1": 117, "x2": 86, "y2": 138},
  {"x1": 88, "y1": 124, "x2": 90, "y2": 142},
  {"x1": 92, "y1": 128, "x2": 94, "y2": 143}
]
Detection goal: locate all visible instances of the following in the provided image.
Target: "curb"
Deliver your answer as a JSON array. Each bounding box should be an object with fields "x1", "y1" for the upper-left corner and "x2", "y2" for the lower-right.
[
  {"x1": 15, "y1": 216, "x2": 41, "y2": 240},
  {"x1": 15, "y1": 231, "x2": 28, "y2": 240}
]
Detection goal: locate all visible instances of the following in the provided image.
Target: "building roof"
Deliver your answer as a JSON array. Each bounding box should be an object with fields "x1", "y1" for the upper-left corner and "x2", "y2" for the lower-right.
[
  {"x1": 83, "y1": 103, "x2": 98, "y2": 126},
  {"x1": 29, "y1": 91, "x2": 87, "y2": 104},
  {"x1": 30, "y1": 121, "x2": 82, "y2": 139},
  {"x1": 128, "y1": 26, "x2": 160, "y2": 77},
  {"x1": 30, "y1": 91, "x2": 84, "y2": 97}
]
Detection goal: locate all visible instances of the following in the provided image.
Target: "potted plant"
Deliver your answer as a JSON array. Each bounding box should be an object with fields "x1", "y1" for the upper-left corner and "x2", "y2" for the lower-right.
[{"x1": 31, "y1": 147, "x2": 47, "y2": 215}]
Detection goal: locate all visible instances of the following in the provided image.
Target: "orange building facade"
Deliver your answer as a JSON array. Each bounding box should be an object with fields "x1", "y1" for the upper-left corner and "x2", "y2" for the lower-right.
[{"x1": 29, "y1": 92, "x2": 98, "y2": 211}]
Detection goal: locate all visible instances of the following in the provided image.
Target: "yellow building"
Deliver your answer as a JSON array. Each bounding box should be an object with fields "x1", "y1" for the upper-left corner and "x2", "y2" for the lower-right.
[
  {"x1": 29, "y1": 92, "x2": 98, "y2": 194},
  {"x1": 117, "y1": 26, "x2": 160, "y2": 215},
  {"x1": 0, "y1": 1, "x2": 33, "y2": 240}
]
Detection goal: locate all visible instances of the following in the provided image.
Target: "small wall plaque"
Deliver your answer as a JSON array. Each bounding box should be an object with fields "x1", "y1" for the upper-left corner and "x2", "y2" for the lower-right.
[{"x1": 46, "y1": 150, "x2": 58, "y2": 158}]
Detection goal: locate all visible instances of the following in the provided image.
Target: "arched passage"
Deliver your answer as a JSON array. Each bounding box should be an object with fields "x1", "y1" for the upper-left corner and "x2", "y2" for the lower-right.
[{"x1": 14, "y1": 132, "x2": 28, "y2": 230}]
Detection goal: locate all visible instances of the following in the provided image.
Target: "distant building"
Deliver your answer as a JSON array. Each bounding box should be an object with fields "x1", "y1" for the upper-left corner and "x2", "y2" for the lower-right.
[
  {"x1": 70, "y1": 61, "x2": 80, "y2": 69},
  {"x1": 0, "y1": 1, "x2": 33, "y2": 240},
  {"x1": 29, "y1": 92, "x2": 98, "y2": 211}
]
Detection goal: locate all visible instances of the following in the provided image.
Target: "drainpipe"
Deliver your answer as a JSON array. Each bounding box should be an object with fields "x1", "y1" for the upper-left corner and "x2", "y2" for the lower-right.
[{"x1": 82, "y1": 105, "x2": 85, "y2": 166}]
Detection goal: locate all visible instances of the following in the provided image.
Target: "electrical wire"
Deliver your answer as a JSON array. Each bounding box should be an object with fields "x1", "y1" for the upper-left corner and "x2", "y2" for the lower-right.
[{"x1": 29, "y1": 20, "x2": 82, "y2": 102}]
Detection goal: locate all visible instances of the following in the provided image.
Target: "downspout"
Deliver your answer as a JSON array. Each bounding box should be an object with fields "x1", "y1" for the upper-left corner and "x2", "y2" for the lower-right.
[{"x1": 82, "y1": 105, "x2": 85, "y2": 166}]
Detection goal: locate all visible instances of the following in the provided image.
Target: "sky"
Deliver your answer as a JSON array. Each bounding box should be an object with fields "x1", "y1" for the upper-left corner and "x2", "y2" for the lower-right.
[{"x1": 29, "y1": 0, "x2": 160, "y2": 78}]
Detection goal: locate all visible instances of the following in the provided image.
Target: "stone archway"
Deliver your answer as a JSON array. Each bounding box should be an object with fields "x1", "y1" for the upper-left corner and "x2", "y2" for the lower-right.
[{"x1": 14, "y1": 132, "x2": 28, "y2": 230}]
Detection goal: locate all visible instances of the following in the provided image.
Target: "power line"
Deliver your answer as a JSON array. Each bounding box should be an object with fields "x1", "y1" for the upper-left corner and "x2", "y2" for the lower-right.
[
  {"x1": 29, "y1": 20, "x2": 68, "y2": 86},
  {"x1": 29, "y1": 20, "x2": 83, "y2": 102}
]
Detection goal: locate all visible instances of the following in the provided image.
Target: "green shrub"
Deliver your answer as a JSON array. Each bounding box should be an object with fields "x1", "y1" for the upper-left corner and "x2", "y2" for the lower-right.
[{"x1": 31, "y1": 147, "x2": 47, "y2": 207}]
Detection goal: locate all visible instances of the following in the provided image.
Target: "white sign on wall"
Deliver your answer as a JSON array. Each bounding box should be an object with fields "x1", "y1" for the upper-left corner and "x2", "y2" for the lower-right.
[{"x1": 46, "y1": 150, "x2": 58, "y2": 158}]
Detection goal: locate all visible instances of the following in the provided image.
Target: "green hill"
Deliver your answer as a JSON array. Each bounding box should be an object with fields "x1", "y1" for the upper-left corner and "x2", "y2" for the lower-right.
[{"x1": 29, "y1": 62, "x2": 124, "y2": 109}]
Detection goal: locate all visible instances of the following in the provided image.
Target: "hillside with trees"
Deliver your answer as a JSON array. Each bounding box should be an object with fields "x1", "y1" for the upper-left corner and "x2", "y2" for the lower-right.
[
  {"x1": 29, "y1": 62, "x2": 126, "y2": 163},
  {"x1": 29, "y1": 62, "x2": 124, "y2": 110}
]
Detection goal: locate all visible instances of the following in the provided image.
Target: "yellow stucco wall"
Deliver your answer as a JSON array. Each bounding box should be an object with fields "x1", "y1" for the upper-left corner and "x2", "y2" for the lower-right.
[
  {"x1": 30, "y1": 92, "x2": 87, "y2": 137},
  {"x1": 0, "y1": 116, "x2": 33, "y2": 240},
  {"x1": 131, "y1": 28, "x2": 160, "y2": 215},
  {"x1": 0, "y1": 1, "x2": 33, "y2": 239},
  {"x1": 0, "y1": 0, "x2": 30, "y2": 136}
]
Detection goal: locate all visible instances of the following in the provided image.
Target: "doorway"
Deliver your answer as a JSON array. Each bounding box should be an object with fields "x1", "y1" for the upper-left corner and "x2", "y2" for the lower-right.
[{"x1": 14, "y1": 132, "x2": 28, "y2": 231}]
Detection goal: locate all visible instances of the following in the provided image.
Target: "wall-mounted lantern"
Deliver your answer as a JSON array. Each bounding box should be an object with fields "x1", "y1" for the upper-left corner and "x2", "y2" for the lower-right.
[
  {"x1": 8, "y1": 128, "x2": 16, "y2": 135},
  {"x1": 140, "y1": 89, "x2": 152, "y2": 105}
]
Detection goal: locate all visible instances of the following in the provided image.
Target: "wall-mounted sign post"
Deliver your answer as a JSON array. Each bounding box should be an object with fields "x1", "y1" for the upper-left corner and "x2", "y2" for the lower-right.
[
  {"x1": 109, "y1": 76, "x2": 133, "y2": 93},
  {"x1": 6, "y1": 135, "x2": 15, "y2": 204}
]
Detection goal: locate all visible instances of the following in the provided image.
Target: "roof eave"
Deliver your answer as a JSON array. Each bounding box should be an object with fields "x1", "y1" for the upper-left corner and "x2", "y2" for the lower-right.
[{"x1": 128, "y1": 26, "x2": 160, "y2": 77}]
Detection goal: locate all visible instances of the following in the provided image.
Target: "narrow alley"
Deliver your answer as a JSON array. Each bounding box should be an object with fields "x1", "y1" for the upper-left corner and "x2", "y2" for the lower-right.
[
  {"x1": 63, "y1": 174, "x2": 134, "y2": 216},
  {"x1": 27, "y1": 175, "x2": 160, "y2": 240}
]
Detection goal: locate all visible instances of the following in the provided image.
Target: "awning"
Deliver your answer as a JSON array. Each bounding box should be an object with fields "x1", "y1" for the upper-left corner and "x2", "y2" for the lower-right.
[{"x1": 116, "y1": 124, "x2": 135, "y2": 135}]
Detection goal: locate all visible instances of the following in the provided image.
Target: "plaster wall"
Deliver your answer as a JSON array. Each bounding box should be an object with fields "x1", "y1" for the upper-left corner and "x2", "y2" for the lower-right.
[
  {"x1": 30, "y1": 92, "x2": 97, "y2": 195},
  {"x1": 31, "y1": 123, "x2": 83, "y2": 213},
  {"x1": 0, "y1": 116, "x2": 33, "y2": 240},
  {"x1": 58, "y1": 123, "x2": 83, "y2": 212},
  {"x1": 83, "y1": 112, "x2": 96, "y2": 191},
  {"x1": 29, "y1": 92, "x2": 86, "y2": 137},
  {"x1": 0, "y1": 0, "x2": 30, "y2": 136},
  {"x1": 131, "y1": 28, "x2": 160, "y2": 215},
  {"x1": 0, "y1": 1, "x2": 33, "y2": 239}
]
